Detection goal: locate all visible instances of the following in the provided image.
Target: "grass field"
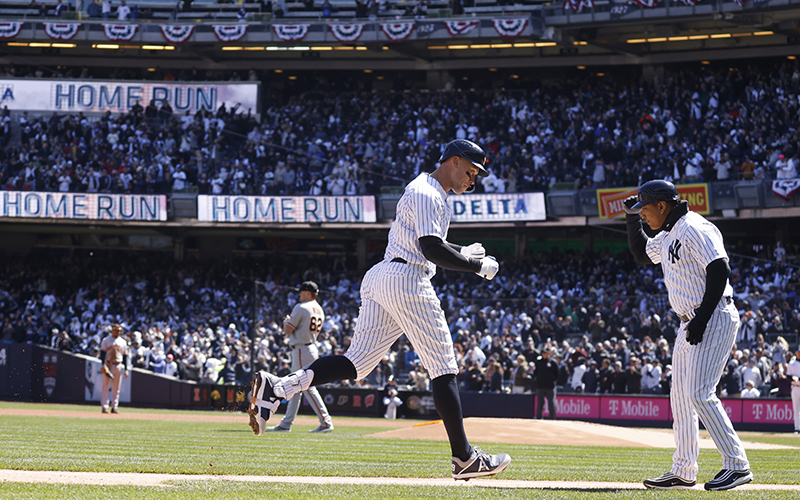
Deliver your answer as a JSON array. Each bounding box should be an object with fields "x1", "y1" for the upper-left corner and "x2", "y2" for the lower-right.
[{"x1": 0, "y1": 402, "x2": 798, "y2": 499}]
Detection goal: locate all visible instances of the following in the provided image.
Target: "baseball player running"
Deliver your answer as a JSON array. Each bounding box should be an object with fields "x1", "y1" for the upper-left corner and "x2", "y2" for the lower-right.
[
  {"x1": 268, "y1": 281, "x2": 334, "y2": 433},
  {"x1": 249, "y1": 139, "x2": 511, "y2": 480},
  {"x1": 99, "y1": 324, "x2": 130, "y2": 414},
  {"x1": 625, "y1": 179, "x2": 752, "y2": 491}
]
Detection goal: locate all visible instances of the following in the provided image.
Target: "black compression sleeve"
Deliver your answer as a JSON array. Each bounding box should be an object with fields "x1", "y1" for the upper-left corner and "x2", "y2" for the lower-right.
[
  {"x1": 419, "y1": 236, "x2": 481, "y2": 273},
  {"x1": 626, "y1": 214, "x2": 653, "y2": 265},
  {"x1": 100, "y1": 351, "x2": 106, "y2": 362},
  {"x1": 695, "y1": 258, "x2": 729, "y2": 321},
  {"x1": 446, "y1": 241, "x2": 463, "y2": 252}
]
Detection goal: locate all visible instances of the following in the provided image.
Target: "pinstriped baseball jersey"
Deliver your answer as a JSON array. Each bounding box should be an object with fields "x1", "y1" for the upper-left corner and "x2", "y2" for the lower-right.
[
  {"x1": 343, "y1": 172, "x2": 459, "y2": 381},
  {"x1": 384, "y1": 173, "x2": 451, "y2": 277},
  {"x1": 645, "y1": 211, "x2": 733, "y2": 317},
  {"x1": 286, "y1": 300, "x2": 324, "y2": 346}
]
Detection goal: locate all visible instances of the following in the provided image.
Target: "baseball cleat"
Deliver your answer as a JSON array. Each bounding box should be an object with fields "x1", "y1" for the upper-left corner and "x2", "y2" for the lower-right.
[
  {"x1": 451, "y1": 447, "x2": 511, "y2": 481},
  {"x1": 248, "y1": 371, "x2": 282, "y2": 436},
  {"x1": 309, "y1": 424, "x2": 334, "y2": 433},
  {"x1": 703, "y1": 469, "x2": 753, "y2": 491},
  {"x1": 643, "y1": 472, "x2": 697, "y2": 489},
  {"x1": 267, "y1": 425, "x2": 291, "y2": 432}
]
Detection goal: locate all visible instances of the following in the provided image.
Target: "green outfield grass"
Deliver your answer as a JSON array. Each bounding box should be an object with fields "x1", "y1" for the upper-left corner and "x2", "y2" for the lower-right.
[{"x1": 0, "y1": 402, "x2": 797, "y2": 500}]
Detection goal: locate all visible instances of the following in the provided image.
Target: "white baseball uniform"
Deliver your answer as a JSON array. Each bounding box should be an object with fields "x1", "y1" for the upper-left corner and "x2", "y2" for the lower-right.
[
  {"x1": 787, "y1": 357, "x2": 800, "y2": 432},
  {"x1": 344, "y1": 173, "x2": 459, "y2": 381},
  {"x1": 279, "y1": 298, "x2": 332, "y2": 428},
  {"x1": 645, "y1": 210, "x2": 749, "y2": 480},
  {"x1": 99, "y1": 333, "x2": 128, "y2": 411}
]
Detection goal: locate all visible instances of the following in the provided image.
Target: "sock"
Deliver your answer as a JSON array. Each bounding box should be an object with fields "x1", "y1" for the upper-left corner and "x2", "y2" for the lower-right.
[
  {"x1": 274, "y1": 356, "x2": 357, "y2": 400},
  {"x1": 432, "y1": 374, "x2": 472, "y2": 461}
]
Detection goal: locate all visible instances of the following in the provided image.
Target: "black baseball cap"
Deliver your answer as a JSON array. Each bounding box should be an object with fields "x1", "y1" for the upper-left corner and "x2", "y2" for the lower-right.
[
  {"x1": 298, "y1": 281, "x2": 319, "y2": 293},
  {"x1": 632, "y1": 179, "x2": 680, "y2": 209}
]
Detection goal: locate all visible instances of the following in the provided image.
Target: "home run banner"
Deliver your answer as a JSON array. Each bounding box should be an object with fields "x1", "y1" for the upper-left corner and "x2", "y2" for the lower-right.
[
  {"x1": 0, "y1": 22, "x2": 22, "y2": 39},
  {"x1": 198, "y1": 195, "x2": 377, "y2": 223},
  {"x1": 449, "y1": 192, "x2": 546, "y2": 222},
  {"x1": 0, "y1": 192, "x2": 167, "y2": 221},
  {"x1": 0, "y1": 78, "x2": 259, "y2": 114},
  {"x1": 160, "y1": 25, "x2": 195, "y2": 44}
]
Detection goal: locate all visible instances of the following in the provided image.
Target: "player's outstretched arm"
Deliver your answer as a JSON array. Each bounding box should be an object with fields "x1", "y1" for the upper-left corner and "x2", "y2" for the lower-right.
[
  {"x1": 420, "y1": 236, "x2": 482, "y2": 273},
  {"x1": 624, "y1": 196, "x2": 653, "y2": 266}
]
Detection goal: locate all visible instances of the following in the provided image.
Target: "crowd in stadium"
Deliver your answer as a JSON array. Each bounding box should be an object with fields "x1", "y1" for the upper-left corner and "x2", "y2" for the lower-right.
[
  {"x1": 1, "y1": 243, "x2": 797, "y2": 398},
  {"x1": 1, "y1": 62, "x2": 799, "y2": 196}
]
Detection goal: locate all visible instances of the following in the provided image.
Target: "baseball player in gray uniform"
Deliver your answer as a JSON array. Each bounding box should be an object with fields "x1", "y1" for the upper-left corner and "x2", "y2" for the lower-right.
[
  {"x1": 268, "y1": 281, "x2": 334, "y2": 433},
  {"x1": 625, "y1": 179, "x2": 752, "y2": 491},
  {"x1": 249, "y1": 139, "x2": 511, "y2": 480},
  {"x1": 99, "y1": 324, "x2": 129, "y2": 414}
]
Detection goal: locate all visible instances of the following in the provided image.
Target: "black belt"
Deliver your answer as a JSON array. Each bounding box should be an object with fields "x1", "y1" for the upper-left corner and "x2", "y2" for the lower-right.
[
  {"x1": 291, "y1": 343, "x2": 312, "y2": 348},
  {"x1": 680, "y1": 297, "x2": 732, "y2": 322},
  {"x1": 391, "y1": 257, "x2": 407, "y2": 264}
]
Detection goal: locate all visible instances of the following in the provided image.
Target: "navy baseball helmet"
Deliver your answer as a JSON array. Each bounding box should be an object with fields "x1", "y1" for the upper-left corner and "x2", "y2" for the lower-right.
[
  {"x1": 298, "y1": 281, "x2": 319, "y2": 294},
  {"x1": 438, "y1": 139, "x2": 490, "y2": 177},
  {"x1": 632, "y1": 179, "x2": 680, "y2": 209}
]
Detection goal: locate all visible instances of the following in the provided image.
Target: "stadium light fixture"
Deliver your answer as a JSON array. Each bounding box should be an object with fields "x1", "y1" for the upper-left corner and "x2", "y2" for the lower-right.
[
  {"x1": 427, "y1": 46, "x2": 447, "y2": 50},
  {"x1": 535, "y1": 42, "x2": 557, "y2": 47},
  {"x1": 363, "y1": 69, "x2": 372, "y2": 73},
  {"x1": 469, "y1": 44, "x2": 491, "y2": 49},
  {"x1": 447, "y1": 45, "x2": 469, "y2": 49},
  {"x1": 514, "y1": 43, "x2": 535, "y2": 48},
  {"x1": 710, "y1": 34, "x2": 731, "y2": 39},
  {"x1": 244, "y1": 47, "x2": 264, "y2": 51},
  {"x1": 93, "y1": 44, "x2": 119, "y2": 49},
  {"x1": 289, "y1": 46, "x2": 310, "y2": 51},
  {"x1": 274, "y1": 69, "x2": 283, "y2": 73},
  {"x1": 29, "y1": 42, "x2": 51, "y2": 47},
  {"x1": 627, "y1": 39, "x2": 647, "y2": 44},
  {"x1": 221, "y1": 47, "x2": 243, "y2": 51},
  {"x1": 789, "y1": 56, "x2": 797, "y2": 60},
  {"x1": 688, "y1": 35, "x2": 709, "y2": 40},
  {"x1": 355, "y1": 46, "x2": 367, "y2": 51},
  {"x1": 753, "y1": 31, "x2": 773, "y2": 36},
  {"x1": 701, "y1": 61, "x2": 711, "y2": 65},
  {"x1": 489, "y1": 68, "x2": 497, "y2": 72},
  {"x1": 491, "y1": 44, "x2": 512, "y2": 48},
  {"x1": 51, "y1": 43, "x2": 76, "y2": 48},
  {"x1": 142, "y1": 45, "x2": 173, "y2": 50},
  {"x1": 668, "y1": 36, "x2": 688, "y2": 41},
  {"x1": 7, "y1": 42, "x2": 27, "y2": 47},
  {"x1": 597, "y1": 73, "x2": 605, "y2": 76},
  {"x1": 147, "y1": 68, "x2": 156, "y2": 72},
  {"x1": 311, "y1": 46, "x2": 333, "y2": 51},
  {"x1": 646, "y1": 37, "x2": 667, "y2": 43},
  {"x1": 334, "y1": 46, "x2": 355, "y2": 50},
  {"x1": 577, "y1": 66, "x2": 586, "y2": 69},
  {"x1": 288, "y1": 76, "x2": 297, "y2": 80}
]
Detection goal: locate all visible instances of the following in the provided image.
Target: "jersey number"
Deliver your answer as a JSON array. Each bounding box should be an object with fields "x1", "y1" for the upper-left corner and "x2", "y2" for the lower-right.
[{"x1": 309, "y1": 316, "x2": 322, "y2": 333}]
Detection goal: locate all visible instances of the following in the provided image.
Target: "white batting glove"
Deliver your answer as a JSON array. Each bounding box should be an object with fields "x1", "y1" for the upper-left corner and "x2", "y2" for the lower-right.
[
  {"x1": 460, "y1": 242, "x2": 486, "y2": 260},
  {"x1": 477, "y1": 256, "x2": 499, "y2": 280}
]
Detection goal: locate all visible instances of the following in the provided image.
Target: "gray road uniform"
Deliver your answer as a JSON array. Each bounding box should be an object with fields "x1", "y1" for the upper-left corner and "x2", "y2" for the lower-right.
[{"x1": 278, "y1": 298, "x2": 332, "y2": 430}]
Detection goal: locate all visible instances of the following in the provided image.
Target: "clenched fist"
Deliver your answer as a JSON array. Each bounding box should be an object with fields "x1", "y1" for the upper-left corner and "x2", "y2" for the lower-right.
[{"x1": 477, "y1": 256, "x2": 499, "y2": 280}]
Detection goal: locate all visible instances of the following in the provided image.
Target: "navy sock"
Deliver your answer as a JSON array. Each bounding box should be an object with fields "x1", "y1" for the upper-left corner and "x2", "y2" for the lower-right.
[
  {"x1": 306, "y1": 355, "x2": 357, "y2": 386},
  {"x1": 432, "y1": 374, "x2": 472, "y2": 461}
]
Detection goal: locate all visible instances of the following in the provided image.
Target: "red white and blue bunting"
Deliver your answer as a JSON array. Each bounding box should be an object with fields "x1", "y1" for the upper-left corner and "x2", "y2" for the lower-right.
[
  {"x1": 329, "y1": 24, "x2": 365, "y2": 43},
  {"x1": 677, "y1": 0, "x2": 697, "y2": 4},
  {"x1": 214, "y1": 24, "x2": 248, "y2": 42},
  {"x1": 43, "y1": 22, "x2": 80, "y2": 40},
  {"x1": 563, "y1": 0, "x2": 595, "y2": 12},
  {"x1": 772, "y1": 179, "x2": 800, "y2": 201},
  {"x1": 627, "y1": 0, "x2": 660, "y2": 6},
  {"x1": 0, "y1": 22, "x2": 23, "y2": 39},
  {"x1": 103, "y1": 24, "x2": 137, "y2": 41},
  {"x1": 272, "y1": 24, "x2": 309, "y2": 42},
  {"x1": 444, "y1": 20, "x2": 478, "y2": 36},
  {"x1": 380, "y1": 22, "x2": 414, "y2": 42},
  {"x1": 492, "y1": 19, "x2": 527, "y2": 39},
  {"x1": 160, "y1": 25, "x2": 194, "y2": 44}
]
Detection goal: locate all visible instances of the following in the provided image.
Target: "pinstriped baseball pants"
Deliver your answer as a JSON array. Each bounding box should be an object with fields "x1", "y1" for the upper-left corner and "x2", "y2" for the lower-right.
[
  {"x1": 671, "y1": 303, "x2": 749, "y2": 480},
  {"x1": 279, "y1": 343, "x2": 332, "y2": 428},
  {"x1": 345, "y1": 260, "x2": 459, "y2": 381}
]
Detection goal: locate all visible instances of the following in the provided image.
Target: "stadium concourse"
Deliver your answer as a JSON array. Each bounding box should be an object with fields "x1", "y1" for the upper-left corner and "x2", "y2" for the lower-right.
[{"x1": 0, "y1": 61, "x2": 799, "y2": 197}]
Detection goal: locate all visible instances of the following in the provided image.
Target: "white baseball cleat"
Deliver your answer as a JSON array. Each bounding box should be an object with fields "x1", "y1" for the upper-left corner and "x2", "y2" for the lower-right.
[{"x1": 451, "y1": 447, "x2": 511, "y2": 481}]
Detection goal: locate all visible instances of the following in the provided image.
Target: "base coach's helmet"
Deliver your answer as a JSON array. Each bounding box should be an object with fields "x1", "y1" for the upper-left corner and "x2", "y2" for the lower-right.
[
  {"x1": 632, "y1": 179, "x2": 680, "y2": 209},
  {"x1": 439, "y1": 139, "x2": 490, "y2": 178}
]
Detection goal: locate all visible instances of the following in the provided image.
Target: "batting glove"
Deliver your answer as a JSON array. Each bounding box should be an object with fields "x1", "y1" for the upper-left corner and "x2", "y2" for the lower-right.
[
  {"x1": 686, "y1": 315, "x2": 707, "y2": 345},
  {"x1": 460, "y1": 242, "x2": 486, "y2": 260},
  {"x1": 623, "y1": 196, "x2": 641, "y2": 215},
  {"x1": 477, "y1": 256, "x2": 499, "y2": 280}
]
